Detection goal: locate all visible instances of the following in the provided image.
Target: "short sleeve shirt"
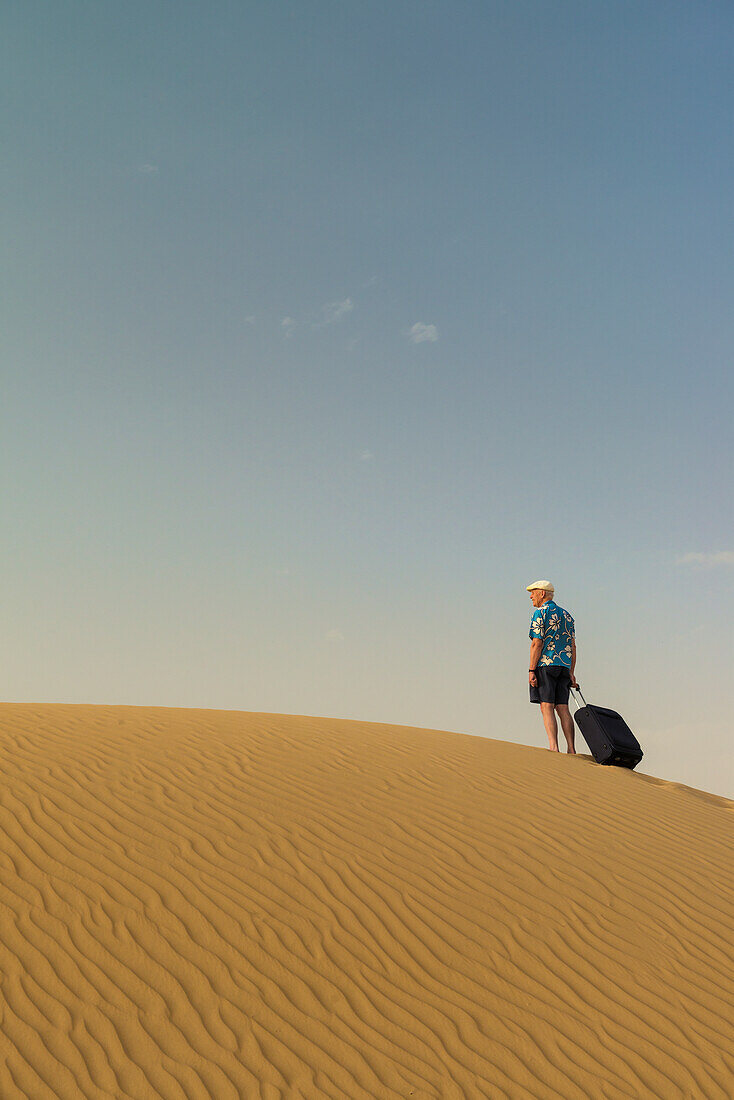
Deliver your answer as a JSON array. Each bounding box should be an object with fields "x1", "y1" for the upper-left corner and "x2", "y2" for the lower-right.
[{"x1": 529, "y1": 600, "x2": 575, "y2": 667}]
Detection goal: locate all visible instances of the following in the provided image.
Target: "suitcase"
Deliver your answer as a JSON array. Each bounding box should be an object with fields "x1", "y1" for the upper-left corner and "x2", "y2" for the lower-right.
[{"x1": 570, "y1": 688, "x2": 643, "y2": 769}]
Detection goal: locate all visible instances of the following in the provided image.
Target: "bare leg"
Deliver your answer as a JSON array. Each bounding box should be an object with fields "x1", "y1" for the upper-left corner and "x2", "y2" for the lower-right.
[
  {"x1": 540, "y1": 702, "x2": 559, "y2": 751},
  {"x1": 555, "y1": 704, "x2": 576, "y2": 754}
]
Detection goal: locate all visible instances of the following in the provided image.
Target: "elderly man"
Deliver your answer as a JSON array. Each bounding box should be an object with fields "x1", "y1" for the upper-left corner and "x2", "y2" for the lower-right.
[{"x1": 527, "y1": 580, "x2": 579, "y2": 753}]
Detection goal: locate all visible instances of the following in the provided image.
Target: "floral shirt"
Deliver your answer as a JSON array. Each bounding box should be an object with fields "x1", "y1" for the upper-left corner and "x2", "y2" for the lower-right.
[{"x1": 529, "y1": 600, "x2": 575, "y2": 667}]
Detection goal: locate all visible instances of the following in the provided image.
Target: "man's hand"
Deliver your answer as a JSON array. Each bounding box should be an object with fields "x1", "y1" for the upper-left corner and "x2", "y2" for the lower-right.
[
  {"x1": 570, "y1": 674, "x2": 579, "y2": 689},
  {"x1": 529, "y1": 671, "x2": 538, "y2": 687}
]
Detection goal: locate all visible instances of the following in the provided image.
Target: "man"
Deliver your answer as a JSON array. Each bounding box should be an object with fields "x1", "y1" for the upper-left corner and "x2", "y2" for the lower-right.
[{"x1": 526, "y1": 580, "x2": 579, "y2": 753}]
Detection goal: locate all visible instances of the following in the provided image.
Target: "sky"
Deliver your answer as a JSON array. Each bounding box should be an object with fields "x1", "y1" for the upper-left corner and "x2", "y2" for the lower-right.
[{"x1": 3, "y1": 1, "x2": 733, "y2": 797}]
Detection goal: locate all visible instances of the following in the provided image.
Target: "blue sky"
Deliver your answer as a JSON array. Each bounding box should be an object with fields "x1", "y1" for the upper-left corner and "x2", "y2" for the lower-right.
[{"x1": 3, "y1": 2, "x2": 733, "y2": 796}]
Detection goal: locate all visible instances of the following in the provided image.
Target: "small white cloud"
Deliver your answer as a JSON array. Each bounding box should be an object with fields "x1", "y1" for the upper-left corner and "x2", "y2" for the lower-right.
[
  {"x1": 360, "y1": 449, "x2": 374, "y2": 462},
  {"x1": 137, "y1": 163, "x2": 159, "y2": 174},
  {"x1": 407, "y1": 322, "x2": 438, "y2": 344},
  {"x1": 244, "y1": 315, "x2": 256, "y2": 325},
  {"x1": 677, "y1": 551, "x2": 734, "y2": 568},
  {"x1": 281, "y1": 317, "x2": 296, "y2": 338},
  {"x1": 326, "y1": 628, "x2": 344, "y2": 642},
  {"x1": 322, "y1": 298, "x2": 354, "y2": 325}
]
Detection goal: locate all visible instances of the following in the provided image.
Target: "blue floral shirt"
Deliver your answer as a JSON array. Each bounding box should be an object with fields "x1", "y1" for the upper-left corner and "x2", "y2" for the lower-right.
[{"x1": 529, "y1": 600, "x2": 575, "y2": 667}]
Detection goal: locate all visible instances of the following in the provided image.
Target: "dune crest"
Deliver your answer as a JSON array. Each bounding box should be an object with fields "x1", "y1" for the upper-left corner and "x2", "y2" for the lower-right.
[{"x1": 0, "y1": 703, "x2": 732, "y2": 1098}]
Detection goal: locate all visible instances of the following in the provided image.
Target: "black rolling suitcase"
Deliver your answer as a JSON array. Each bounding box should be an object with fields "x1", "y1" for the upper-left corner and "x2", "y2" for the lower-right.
[{"x1": 570, "y1": 688, "x2": 643, "y2": 769}]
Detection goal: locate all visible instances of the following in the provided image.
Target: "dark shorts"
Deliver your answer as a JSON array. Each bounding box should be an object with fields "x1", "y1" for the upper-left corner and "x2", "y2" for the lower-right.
[{"x1": 530, "y1": 665, "x2": 572, "y2": 705}]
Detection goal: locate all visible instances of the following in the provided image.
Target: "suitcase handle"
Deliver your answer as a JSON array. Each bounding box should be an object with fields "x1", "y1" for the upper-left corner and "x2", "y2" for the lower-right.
[{"x1": 569, "y1": 685, "x2": 588, "y2": 708}]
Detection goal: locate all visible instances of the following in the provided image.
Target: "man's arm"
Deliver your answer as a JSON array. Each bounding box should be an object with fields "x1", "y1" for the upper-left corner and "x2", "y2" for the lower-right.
[
  {"x1": 570, "y1": 639, "x2": 578, "y2": 688},
  {"x1": 529, "y1": 639, "x2": 542, "y2": 684}
]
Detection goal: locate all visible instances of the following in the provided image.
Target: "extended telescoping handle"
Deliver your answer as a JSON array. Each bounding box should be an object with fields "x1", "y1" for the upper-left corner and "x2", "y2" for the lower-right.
[{"x1": 569, "y1": 685, "x2": 588, "y2": 708}]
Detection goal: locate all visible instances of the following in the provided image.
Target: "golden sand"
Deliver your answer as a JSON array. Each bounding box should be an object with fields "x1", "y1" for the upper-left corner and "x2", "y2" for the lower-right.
[{"x1": 0, "y1": 703, "x2": 732, "y2": 1098}]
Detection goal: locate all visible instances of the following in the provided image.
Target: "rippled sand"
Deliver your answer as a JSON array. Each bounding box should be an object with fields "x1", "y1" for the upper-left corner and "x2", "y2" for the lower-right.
[{"x1": 0, "y1": 703, "x2": 732, "y2": 1098}]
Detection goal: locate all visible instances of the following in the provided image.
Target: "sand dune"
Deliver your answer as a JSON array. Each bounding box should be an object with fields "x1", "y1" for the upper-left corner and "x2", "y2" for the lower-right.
[{"x1": 0, "y1": 704, "x2": 732, "y2": 1099}]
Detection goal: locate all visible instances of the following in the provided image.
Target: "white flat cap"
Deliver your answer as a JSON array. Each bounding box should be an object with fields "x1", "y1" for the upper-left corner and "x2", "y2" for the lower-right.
[{"x1": 526, "y1": 579, "x2": 554, "y2": 592}]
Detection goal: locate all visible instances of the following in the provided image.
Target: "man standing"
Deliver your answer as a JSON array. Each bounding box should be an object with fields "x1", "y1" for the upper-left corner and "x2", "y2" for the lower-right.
[{"x1": 526, "y1": 580, "x2": 579, "y2": 753}]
